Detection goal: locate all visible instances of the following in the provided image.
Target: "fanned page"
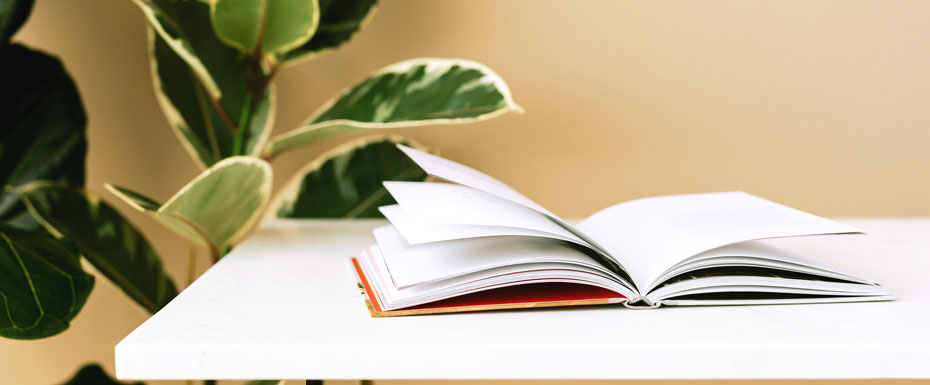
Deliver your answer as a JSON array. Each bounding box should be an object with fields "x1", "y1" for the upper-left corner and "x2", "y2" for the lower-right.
[{"x1": 576, "y1": 192, "x2": 864, "y2": 291}]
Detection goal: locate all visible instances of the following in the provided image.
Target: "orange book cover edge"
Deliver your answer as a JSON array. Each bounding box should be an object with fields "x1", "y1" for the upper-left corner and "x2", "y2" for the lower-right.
[{"x1": 350, "y1": 257, "x2": 625, "y2": 317}]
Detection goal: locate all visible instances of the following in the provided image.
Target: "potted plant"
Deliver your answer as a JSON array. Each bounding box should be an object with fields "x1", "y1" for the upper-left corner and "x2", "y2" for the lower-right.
[{"x1": 0, "y1": 0, "x2": 521, "y2": 383}]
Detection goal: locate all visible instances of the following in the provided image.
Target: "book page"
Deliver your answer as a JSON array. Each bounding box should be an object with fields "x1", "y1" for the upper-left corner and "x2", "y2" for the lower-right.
[
  {"x1": 383, "y1": 182, "x2": 582, "y2": 242},
  {"x1": 576, "y1": 191, "x2": 862, "y2": 291},
  {"x1": 397, "y1": 145, "x2": 553, "y2": 216},
  {"x1": 379, "y1": 204, "x2": 583, "y2": 245},
  {"x1": 644, "y1": 239, "x2": 874, "y2": 293},
  {"x1": 383, "y1": 181, "x2": 632, "y2": 282},
  {"x1": 373, "y1": 225, "x2": 617, "y2": 289},
  {"x1": 358, "y1": 245, "x2": 634, "y2": 310},
  {"x1": 394, "y1": 146, "x2": 623, "y2": 275}
]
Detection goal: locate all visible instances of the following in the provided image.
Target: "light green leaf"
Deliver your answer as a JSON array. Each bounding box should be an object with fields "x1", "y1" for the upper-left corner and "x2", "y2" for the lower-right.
[
  {"x1": 281, "y1": 0, "x2": 377, "y2": 65},
  {"x1": 265, "y1": 58, "x2": 522, "y2": 156},
  {"x1": 0, "y1": 225, "x2": 94, "y2": 340},
  {"x1": 0, "y1": 0, "x2": 33, "y2": 48},
  {"x1": 268, "y1": 135, "x2": 427, "y2": 220},
  {"x1": 129, "y1": 0, "x2": 221, "y2": 98},
  {"x1": 15, "y1": 182, "x2": 177, "y2": 315},
  {"x1": 0, "y1": 44, "x2": 86, "y2": 231},
  {"x1": 60, "y1": 364, "x2": 143, "y2": 385},
  {"x1": 149, "y1": 25, "x2": 275, "y2": 168},
  {"x1": 106, "y1": 157, "x2": 272, "y2": 255},
  {"x1": 211, "y1": 0, "x2": 319, "y2": 55}
]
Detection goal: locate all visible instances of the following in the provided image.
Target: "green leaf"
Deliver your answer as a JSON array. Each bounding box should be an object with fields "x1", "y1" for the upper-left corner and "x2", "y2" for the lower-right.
[
  {"x1": 149, "y1": 25, "x2": 275, "y2": 168},
  {"x1": 107, "y1": 157, "x2": 272, "y2": 255},
  {"x1": 0, "y1": 44, "x2": 86, "y2": 230},
  {"x1": 265, "y1": 58, "x2": 522, "y2": 156},
  {"x1": 0, "y1": 0, "x2": 33, "y2": 48},
  {"x1": 60, "y1": 364, "x2": 143, "y2": 385},
  {"x1": 15, "y1": 182, "x2": 177, "y2": 315},
  {"x1": 281, "y1": 0, "x2": 377, "y2": 65},
  {"x1": 211, "y1": 0, "x2": 320, "y2": 55},
  {"x1": 129, "y1": 0, "x2": 221, "y2": 98},
  {"x1": 0, "y1": 225, "x2": 93, "y2": 340},
  {"x1": 269, "y1": 135, "x2": 427, "y2": 219}
]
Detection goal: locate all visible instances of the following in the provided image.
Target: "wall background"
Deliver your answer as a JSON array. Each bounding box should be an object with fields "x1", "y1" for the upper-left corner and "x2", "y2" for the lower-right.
[{"x1": 3, "y1": 0, "x2": 929, "y2": 384}]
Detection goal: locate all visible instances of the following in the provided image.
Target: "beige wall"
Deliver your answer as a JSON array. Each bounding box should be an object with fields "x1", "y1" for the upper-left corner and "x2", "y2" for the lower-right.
[{"x1": 4, "y1": 0, "x2": 930, "y2": 384}]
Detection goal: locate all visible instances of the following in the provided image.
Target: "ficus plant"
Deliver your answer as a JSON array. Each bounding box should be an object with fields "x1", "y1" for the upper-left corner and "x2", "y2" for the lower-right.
[{"x1": 1, "y1": 0, "x2": 520, "y2": 384}]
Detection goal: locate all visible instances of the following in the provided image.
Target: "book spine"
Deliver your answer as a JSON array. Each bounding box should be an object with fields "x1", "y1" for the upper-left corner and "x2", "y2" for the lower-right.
[{"x1": 621, "y1": 297, "x2": 661, "y2": 309}]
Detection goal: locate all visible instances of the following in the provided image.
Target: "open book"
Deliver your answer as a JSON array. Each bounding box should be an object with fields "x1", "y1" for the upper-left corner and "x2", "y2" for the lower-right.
[{"x1": 350, "y1": 145, "x2": 893, "y2": 317}]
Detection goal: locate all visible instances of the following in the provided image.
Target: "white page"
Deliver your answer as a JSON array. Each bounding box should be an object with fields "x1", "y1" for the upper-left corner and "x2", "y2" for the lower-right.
[
  {"x1": 645, "y1": 276, "x2": 890, "y2": 303},
  {"x1": 373, "y1": 225, "x2": 613, "y2": 289},
  {"x1": 645, "y1": 240, "x2": 874, "y2": 291},
  {"x1": 379, "y1": 204, "x2": 583, "y2": 245},
  {"x1": 397, "y1": 145, "x2": 553, "y2": 216},
  {"x1": 383, "y1": 182, "x2": 582, "y2": 243},
  {"x1": 577, "y1": 191, "x2": 862, "y2": 291},
  {"x1": 359, "y1": 245, "x2": 632, "y2": 310},
  {"x1": 665, "y1": 295, "x2": 895, "y2": 306},
  {"x1": 395, "y1": 146, "x2": 620, "y2": 272}
]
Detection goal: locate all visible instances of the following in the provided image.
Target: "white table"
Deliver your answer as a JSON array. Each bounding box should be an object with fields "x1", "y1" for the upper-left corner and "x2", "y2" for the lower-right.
[{"x1": 115, "y1": 219, "x2": 930, "y2": 381}]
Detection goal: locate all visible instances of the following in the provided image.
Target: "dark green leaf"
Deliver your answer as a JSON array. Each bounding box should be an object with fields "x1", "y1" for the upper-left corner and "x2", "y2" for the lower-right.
[
  {"x1": 60, "y1": 364, "x2": 143, "y2": 385},
  {"x1": 141, "y1": 0, "x2": 274, "y2": 167},
  {"x1": 0, "y1": 43, "x2": 87, "y2": 230},
  {"x1": 16, "y1": 182, "x2": 177, "y2": 314},
  {"x1": 266, "y1": 58, "x2": 521, "y2": 155},
  {"x1": 271, "y1": 135, "x2": 427, "y2": 219},
  {"x1": 282, "y1": 0, "x2": 377, "y2": 64},
  {"x1": 0, "y1": 0, "x2": 33, "y2": 48},
  {"x1": 0, "y1": 225, "x2": 93, "y2": 339}
]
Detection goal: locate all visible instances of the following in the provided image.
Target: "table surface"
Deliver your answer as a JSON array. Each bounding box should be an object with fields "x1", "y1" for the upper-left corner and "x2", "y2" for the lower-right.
[{"x1": 115, "y1": 218, "x2": 930, "y2": 380}]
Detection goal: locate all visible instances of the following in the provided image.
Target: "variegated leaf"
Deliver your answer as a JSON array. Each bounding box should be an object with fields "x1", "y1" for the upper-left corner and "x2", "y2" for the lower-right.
[
  {"x1": 130, "y1": 0, "x2": 221, "y2": 98},
  {"x1": 106, "y1": 156, "x2": 272, "y2": 256},
  {"x1": 211, "y1": 0, "x2": 319, "y2": 54},
  {"x1": 149, "y1": 26, "x2": 275, "y2": 168},
  {"x1": 268, "y1": 135, "x2": 427, "y2": 220},
  {"x1": 265, "y1": 58, "x2": 522, "y2": 156},
  {"x1": 281, "y1": 0, "x2": 377, "y2": 65}
]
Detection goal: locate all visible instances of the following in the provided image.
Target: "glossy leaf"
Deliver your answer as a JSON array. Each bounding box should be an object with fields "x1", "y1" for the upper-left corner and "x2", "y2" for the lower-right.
[
  {"x1": 107, "y1": 157, "x2": 272, "y2": 254},
  {"x1": 15, "y1": 182, "x2": 177, "y2": 314},
  {"x1": 0, "y1": 44, "x2": 86, "y2": 230},
  {"x1": 0, "y1": 0, "x2": 33, "y2": 48},
  {"x1": 0, "y1": 226, "x2": 93, "y2": 340},
  {"x1": 60, "y1": 364, "x2": 143, "y2": 385},
  {"x1": 149, "y1": 26, "x2": 275, "y2": 168},
  {"x1": 211, "y1": 0, "x2": 319, "y2": 54},
  {"x1": 265, "y1": 58, "x2": 522, "y2": 156},
  {"x1": 269, "y1": 135, "x2": 427, "y2": 219},
  {"x1": 282, "y1": 0, "x2": 377, "y2": 65},
  {"x1": 129, "y1": 0, "x2": 220, "y2": 97}
]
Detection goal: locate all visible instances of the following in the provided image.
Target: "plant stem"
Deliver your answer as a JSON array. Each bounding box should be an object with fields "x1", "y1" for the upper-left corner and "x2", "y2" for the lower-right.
[
  {"x1": 233, "y1": 0, "x2": 267, "y2": 157},
  {"x1": 210, "y1": 96, "x2": 239, "y2": 135},
  {"x1": 256, "y1": 64, "x2": 279, "y2": 96},
  {"x1": 233, "y1": 93, "x2": 252, "y2": 156}
]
